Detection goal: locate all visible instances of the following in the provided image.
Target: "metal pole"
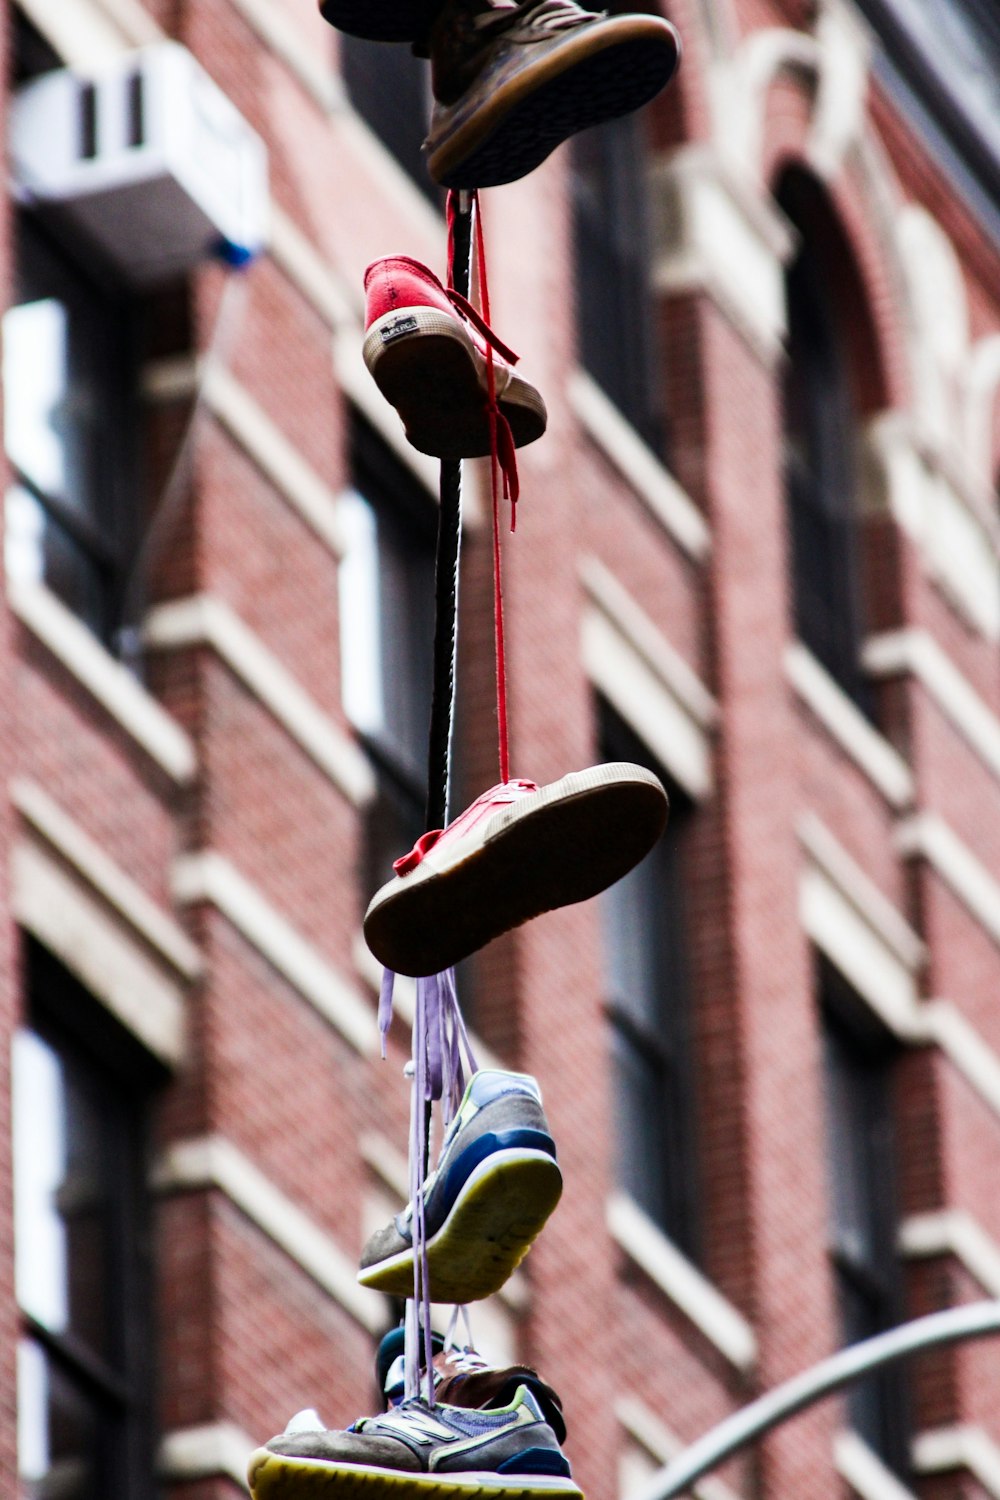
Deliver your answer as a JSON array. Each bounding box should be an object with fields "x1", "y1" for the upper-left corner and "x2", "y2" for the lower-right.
[{"x1": 633, "y1": 1301, "x2": 1000, "y2": 1499}]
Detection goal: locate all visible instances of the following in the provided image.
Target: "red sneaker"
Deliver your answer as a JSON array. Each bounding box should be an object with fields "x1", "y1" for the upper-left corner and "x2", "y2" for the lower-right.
[
  {"x1": 363, "y1": 255, "x2": 547, "y2": 459},
  {"x1": 363, "y1": 763, "x2": 669, "y2": 976}
]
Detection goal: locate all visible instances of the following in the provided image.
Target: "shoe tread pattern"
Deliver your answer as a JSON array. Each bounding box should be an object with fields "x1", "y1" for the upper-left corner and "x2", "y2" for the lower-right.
[
  {"x1": 364, "y1": 766, "x2": 667, "y2": 976},
  {"x1": 372, "y1": 333, "x2": 545, "y2": 458},
  {"x1": 432, "y1": 37, "x2": 674, "y2": 189},
  {"x1": 360, "y1": 1151, "x2": 562, "y2": 1301}
]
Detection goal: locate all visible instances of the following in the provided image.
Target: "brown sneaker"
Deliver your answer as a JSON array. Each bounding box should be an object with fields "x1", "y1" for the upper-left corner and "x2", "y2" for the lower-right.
[
  {"x1": 425, "y1": 0, "x2": 681, "y2": 188},
  {"x1": 318, "y1": 0, "x2": 443, "y2": 44}
]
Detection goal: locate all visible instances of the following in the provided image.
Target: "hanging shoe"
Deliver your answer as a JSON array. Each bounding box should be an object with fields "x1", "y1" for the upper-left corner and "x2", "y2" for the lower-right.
[
  {"x1": 425, "y1": 0, "x2": 681, "y2": 189},
  {"x1": 317, "y1": 0, "x2": 442, "y2": 44},
  {"x1": 248, "y1": 1385, "x2": 582, "y2": 1500},
  {"x1": 364, "y1": 764, "x2": 668, "y2": 977},
  {"x1": 359, "y1": 1069, "x2": 562, "y2": 1302},
  {"x1": 378, "y1": 1328, "x2": 568, "y2": 1440},
  {"x1": 363, "y1": 256, "x2": 547, "y2": 459}
]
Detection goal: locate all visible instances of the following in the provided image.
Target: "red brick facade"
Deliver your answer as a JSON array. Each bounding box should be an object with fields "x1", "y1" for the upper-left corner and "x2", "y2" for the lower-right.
[{"x1": 2, "y1": 0, "x2": 999, "y2": 1497}]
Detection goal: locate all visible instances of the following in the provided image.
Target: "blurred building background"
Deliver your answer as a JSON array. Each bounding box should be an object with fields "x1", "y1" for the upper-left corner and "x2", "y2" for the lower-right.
[{"x1": 1, "y1": 0, "x2": 999, "y2": 1496}]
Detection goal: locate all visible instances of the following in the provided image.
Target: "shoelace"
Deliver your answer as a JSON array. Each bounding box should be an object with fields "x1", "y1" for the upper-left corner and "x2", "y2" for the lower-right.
[
  {"x1": 474, "y1": 0, "x2": 599, "y2": 38},
  {"x1": 392, "y1": 194, "x2": 521, "y2": 1410}
]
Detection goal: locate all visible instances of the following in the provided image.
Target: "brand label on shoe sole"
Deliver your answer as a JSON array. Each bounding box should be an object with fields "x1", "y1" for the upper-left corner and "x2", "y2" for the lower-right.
[{"x1": 381, "y1": 316, "x2": 419, "y2": 343}]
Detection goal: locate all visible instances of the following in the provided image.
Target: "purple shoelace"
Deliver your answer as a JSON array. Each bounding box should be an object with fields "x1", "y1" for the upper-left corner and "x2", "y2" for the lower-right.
[{"x1": 380, "y1": 967, "x2": 477, "y2": 1404}]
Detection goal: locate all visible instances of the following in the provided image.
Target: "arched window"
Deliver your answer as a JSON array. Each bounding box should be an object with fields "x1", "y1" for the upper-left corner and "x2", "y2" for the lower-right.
[{"x1": 778, "y1": 169, "x2": 879, "y2": 719}]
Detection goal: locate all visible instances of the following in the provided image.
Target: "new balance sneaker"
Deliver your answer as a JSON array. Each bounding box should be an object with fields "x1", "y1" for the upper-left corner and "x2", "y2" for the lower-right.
[
  {"x1": 364, "y1": 764, "x2": 668, "y2": 977},
  {"x1": 425, "y1": 0, "x2": 681, "y2": 188},
  {"x1": 248, "y1": 1386, "x2": 582, "y2": 1500},
  {"x1": 363, "y1": 256, "x2": 547, "y2": 459},
  {"x1": 359, "y1": 1069, "x2": 561, "y2": 1302}
]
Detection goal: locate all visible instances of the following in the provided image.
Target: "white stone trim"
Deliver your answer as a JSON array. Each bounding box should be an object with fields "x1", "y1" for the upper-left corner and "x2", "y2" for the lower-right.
[
  {"x1": 268, "y1": 206, "x2": 357, "y2": 332},
  {"x1": 9, "y1": 579, "x2": 196, "y2": 785},
  {"x1": 359, "y1": 1130, "x2": 411, "y2": 1201},
  {"x1": 225, "y1": 0, "x2": 343, "y2": 113},
  {"x1": 863, "y1": 628, "x2": 1000, "y2": 784},
  {"x1": 209, "y1": 362, "x2": 350, "y2": 556},
  {"x1": 155, "y1": 1134, "x2": 386, "y2": 1333},
  {"x1": 15, "y1": 0, "x2": 132, "y2": 68},
  {"x1": 616, "y1": 1397, "x2": 740, "y2": 1500},
  {"x1": 926, "y1": 1001, "x2": 1000, "y2": 1120},
  {"x1": 900, "y1": 1210, "x2": 1000, "y2": 1297},
  {"x1": 865, "y1": 414, "x2": 1000, "y2": 642},
  {"x1": 144, "y1": 594, "x2": 373, "y2": 807},
  {"x1": 800, "y1": 864, "x2": 920, "y2": 1036},
  {"x1": 91, "y1": 0, "x2": 164, "y2": 44},
  {"x1": 159, "y1": 1421, "x2": 254, "y2": 1488},
  {"x1": 173, "y1": 851, "x2": 377, "y2": 1055},
  {"x1": 834, "y1": 1430, "x2": 920, "y2": 1500},
  {"x1": 785, "y1": 642, "x2": 915, "y2": 808},
  {"x1": 650, "y1": 145, "x2": 795, "y2": 363},
  {"x1": 799, "y1": 814, "x2": 926, "y2": 972},
  {"x1": 11, "y1": 778, "x2": 201, "y2": 979},
  {"x1": 142, "y1": 356, "x2": 348, "y2": 555},
  {"x1": 12, "y1": 838, "x2": 186, "y2": 1067},
  {"x1": 607, "y1": 1192, "x2": 757, "y2": 1373},
  {"x1": 567, "y1": 371, "x2": 711, "y2": 563},
  {"x1": 913, "y1": 1426, "x2": 1000, "y2": 1497},
  {"x1": 798, "y1": 819, "x2": 924, "y2": 1037},
  {"x1": 581, "y1": 557, "x2": 717, "y2": 800},
  {"x1": 896, "y1": 812, "x2": 1000, "y2": 949},
  {"x1": 798, "y1": 825, "x2": 1000, "y2": 1120}
]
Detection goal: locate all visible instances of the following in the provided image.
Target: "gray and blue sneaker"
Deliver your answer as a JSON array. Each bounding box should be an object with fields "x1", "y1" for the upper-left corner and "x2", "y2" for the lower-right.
[
  {"x1": 247, "y1": 1385, "x2": 582, "y2": 1500},
  {"x1": 359, "y1": 1070, "x2": 561, "y2": 1303}
]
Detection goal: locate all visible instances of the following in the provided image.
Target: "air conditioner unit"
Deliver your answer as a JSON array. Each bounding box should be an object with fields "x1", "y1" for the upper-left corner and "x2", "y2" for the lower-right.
[{"x1": 10, "y1": 43, "x2": 269, "y2": 285}]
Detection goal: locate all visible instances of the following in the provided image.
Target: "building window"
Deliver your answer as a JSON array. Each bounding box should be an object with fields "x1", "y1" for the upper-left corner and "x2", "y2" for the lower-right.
[
  {"x1": 600, "y1": 707, "x2": 699, "y2": 1262},
  {"x1": 339, "y1": 38, "x2": 437, "y2": 202},
  {"x1": 339, "y1": 416, "x2": 436, "y2": 897},
  {"x1": 854, "y1": 0, "x2": 1000, "y2": 236},
  {"x1": 571, "y1": 113, "x2": 664, "y2": 453},
  {"x1": 819, "y1": 958, "x2": 910, "y2": 1475},
  {"x1": 3, "y1": 212, "x2": 140, "y2": 652},
  {"x1": 13, "y1": 943, "x2": 159, "y2": 1499},
  {"x1": 778, "y1": 170, "x2": 874, "y2": 719}
]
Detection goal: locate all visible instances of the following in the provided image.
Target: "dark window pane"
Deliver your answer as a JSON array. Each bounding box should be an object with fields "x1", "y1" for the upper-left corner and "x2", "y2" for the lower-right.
[
  {"x1": 572, "y1": 116, "x2": 664, "y2": 453},
  {"x1": 14, "y1": 945, "x2": 158, "y2": 1500},
  {"x1": 819, "y1": 962, "x2": 910, "y2": 1475},
  {"x1": 340, "y1": 420, "x2": 436, "y2": 896},
  {"x1": 18, "y1": 1337, "x2": 104, "y2": 1500},
  {"x1": 3, "y1": 217, "x2": 137, "y2": 648},
  {"x1": 340, "y1": 38, "x2": 438, "y2": 204},
  {"x1": 601, "y1": 708, "x2": 698, "y2": 1260}
]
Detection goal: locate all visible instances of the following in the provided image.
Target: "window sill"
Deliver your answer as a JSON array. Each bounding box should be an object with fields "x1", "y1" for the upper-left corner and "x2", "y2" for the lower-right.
[
  {"x1": 9, "y1": 578, "x2": 196, "y2": 784},
  {"x1": 606, "y1": 1192, "x2": 757, "y2": 1373},
  {"x1": 785, "y1": 641, "x2": 914, "y2": 809},
  {"x1": 834, "y1": 1430, "x2": 920, "y2": 1500},
  {"x1": 568, "y1": 370, "x2": 710, "y2": 564}
]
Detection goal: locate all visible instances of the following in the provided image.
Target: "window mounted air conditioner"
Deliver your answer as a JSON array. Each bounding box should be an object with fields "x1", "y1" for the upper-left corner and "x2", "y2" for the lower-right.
[{"x1": 10, "y1": 43, "x2": 269, "y2": 285}]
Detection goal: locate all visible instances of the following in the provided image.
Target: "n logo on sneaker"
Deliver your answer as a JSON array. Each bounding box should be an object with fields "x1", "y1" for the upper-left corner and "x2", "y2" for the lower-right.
[{"x1": 385, "y1": 1410, "x2": 458, "y2": 1445}]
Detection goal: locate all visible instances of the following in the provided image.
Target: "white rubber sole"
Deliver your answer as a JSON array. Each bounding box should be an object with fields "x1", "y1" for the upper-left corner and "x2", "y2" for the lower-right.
[{"x1": 363, "y1": 763, "x2": 668, "y2": 976}]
